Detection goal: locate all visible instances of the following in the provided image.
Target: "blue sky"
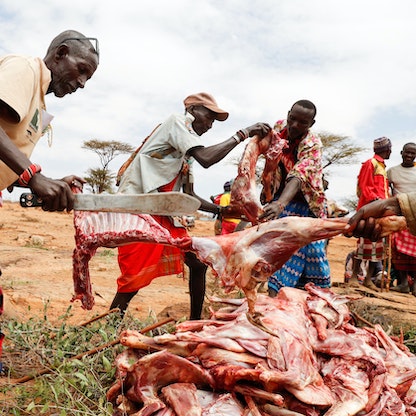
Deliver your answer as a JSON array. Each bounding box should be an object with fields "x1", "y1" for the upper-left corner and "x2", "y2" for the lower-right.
[{"x1": 1, "y1": 0, "x2": 416, "y2": 206}]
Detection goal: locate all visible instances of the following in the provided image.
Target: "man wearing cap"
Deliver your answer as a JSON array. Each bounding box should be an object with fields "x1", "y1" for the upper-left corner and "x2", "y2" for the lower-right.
[
  {"x1": 347, "y1": 137, "x2": 392, "y2": 290},
  {"x1": 112, "y1": 92, "x2": 271, "y2": 319}
]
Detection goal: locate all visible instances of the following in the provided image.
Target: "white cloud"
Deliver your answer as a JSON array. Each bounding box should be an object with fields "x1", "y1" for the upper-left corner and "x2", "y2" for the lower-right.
[{"x1": 2, "y1": 0, "x2": 416, "y2": 207}]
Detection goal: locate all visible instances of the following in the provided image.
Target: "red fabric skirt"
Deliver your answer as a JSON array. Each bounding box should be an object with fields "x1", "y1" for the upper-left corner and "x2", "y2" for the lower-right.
[
  {"x1": 221, "y1": 220, "x2": 238, "y2": 235},
  {"x1": 0, "y1": 288, "x2": 3, "y2": 360},
  {"x1": 394, "y1": 229, "x2": 416, "y2": 257},
  {"x1": 117, "y1": 216, "x2": 188, "y2": 293},
  {"x1": 391, "y1": 230, "x2": 416, "y2": 271}
]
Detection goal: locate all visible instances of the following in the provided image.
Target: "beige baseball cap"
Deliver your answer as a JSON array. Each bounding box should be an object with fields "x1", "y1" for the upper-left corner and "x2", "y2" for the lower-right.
[{"x1": 184, "y1": 92, "x2": 229, "y2": 121}]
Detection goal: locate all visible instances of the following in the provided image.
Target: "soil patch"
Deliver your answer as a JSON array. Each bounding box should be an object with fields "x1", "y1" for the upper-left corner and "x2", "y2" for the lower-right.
[{"x1": 0, "y1": 201, "x2": 415, "y2": 332}]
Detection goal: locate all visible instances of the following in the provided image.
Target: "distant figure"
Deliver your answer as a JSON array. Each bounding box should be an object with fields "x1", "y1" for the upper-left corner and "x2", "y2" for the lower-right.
[
  {"x1": 347, "y1": 137, "x2": 391, "y2": 291},
  {"x1": 322, "y1": 175, "x2": 349, "y2": 251},
  {"x1": 210, "y1": 191, "x2": 223, "y2": 235},
  {"x1": 344, "y1": 250, "x2": 387, "y2": 287},
  {"x1": 219, "y1": 180, "x2": 241, "y2": 234},
  {"x1": 387, "y1": 142, "x2": 416, "y2": 294}
]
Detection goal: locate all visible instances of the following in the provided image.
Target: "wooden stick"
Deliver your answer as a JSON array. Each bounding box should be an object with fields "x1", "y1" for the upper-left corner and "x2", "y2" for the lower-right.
[
  {"x1": 381, "y1": 251, "x2": 387, "y2": 292},
  {"x1": 79, "y1": 308, "x2": 121, "y2": 327},
  {"x1": 380, "y1": 236, "x2": 392, "y2": 292},
  {"x1": 350, "y1": 311, "x2": 375, "y2": 328},
  {"x1": 12, "y1": 317, "x2": 174, "y2": 384},
  {"x1": 386, "y1": 235, "x2": 392, "y2": 292}
]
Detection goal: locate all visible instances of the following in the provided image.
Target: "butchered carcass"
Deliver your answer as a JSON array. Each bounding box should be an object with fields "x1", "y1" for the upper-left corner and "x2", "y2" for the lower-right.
[
  {"x1": 300, "y1": 283, "x2": 358, "y2": 341},
  {"x1": 191, "y1": 216, "x2": 349, "y2": 314},
  {"x1": 70, "y1": 203, "x2": 407, "y2": 312},
  {"x1": 372, "y1": 324, "x2": 416, "y2": 392},
  {"x1": 128, "y1": 350, "x2": 214, "y2": 415},
  {"x1": 229, "y1": 131, "x2": 287, "y2": 224},
  {"x1": 161, "y1": 383, "x2": 201, "y2": 416},
  {"x1": 320, "y1": 357, "x2": 370, "y2": 415}
]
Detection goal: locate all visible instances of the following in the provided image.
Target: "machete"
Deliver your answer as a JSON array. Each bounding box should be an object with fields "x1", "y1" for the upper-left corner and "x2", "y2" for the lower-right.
[{"x1": 20, "y1": 192, "x2": 201, "y2": 216}]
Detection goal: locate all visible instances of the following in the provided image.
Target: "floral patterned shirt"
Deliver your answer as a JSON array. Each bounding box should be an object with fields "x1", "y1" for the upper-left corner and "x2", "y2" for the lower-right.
[{"x1": 268, "y1": 119, "x2": 327, "y2": 218}]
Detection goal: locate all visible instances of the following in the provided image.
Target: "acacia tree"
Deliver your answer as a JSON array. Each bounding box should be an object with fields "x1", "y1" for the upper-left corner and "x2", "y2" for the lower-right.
[
  {"x1": 82, "y1": 139, "x2": 134, "y2": 194},
  {"x1": 229, "y1": 132, "x2": 366, "y2": 180},
  {"x1": 319, "y1": 132, "x2": 367, "y2": 210},
  {"x1": 319, "y1": 132, "x2": 366, "y2": 170}
]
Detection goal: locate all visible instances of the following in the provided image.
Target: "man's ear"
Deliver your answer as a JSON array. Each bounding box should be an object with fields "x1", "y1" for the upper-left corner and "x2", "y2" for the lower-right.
[{"x1": 55, "y1": 44, "x2": 69, "y2": 61}]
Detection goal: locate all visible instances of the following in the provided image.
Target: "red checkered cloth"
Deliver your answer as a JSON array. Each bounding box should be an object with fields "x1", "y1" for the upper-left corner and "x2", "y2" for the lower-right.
[
  {"x1": 394, "y1": 229, "x2": 416, "y2": 257},
  {"x1": 0, "y1": 287, "x2": 3, "y2": 365},
  {"x1": 356, "y1": 237, "x2": 386, "y2": 261}
]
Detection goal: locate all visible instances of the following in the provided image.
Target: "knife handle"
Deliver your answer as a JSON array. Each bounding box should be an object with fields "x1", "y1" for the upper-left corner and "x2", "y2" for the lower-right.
[{"x1": 20, "y1": 193, "x2": 43, "y2": 207}]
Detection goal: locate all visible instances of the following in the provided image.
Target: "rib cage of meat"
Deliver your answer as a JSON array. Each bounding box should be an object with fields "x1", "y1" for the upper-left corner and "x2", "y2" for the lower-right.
[
  {"x1": 72, "y1": 211, "x2": 192, "y2": 309},
  {"x1": 229, "y1": 131, "x2": 287, "y2": 224}
]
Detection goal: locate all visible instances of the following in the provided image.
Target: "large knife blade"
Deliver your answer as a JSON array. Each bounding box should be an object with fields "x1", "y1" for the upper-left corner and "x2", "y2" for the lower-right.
[{"x1": 74, "y1": 192, "x2": 201, "y2": 216}]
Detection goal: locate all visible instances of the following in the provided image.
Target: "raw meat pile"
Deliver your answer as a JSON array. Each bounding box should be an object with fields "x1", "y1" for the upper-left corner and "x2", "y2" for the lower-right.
[{"x1": 107, "y1": 283, "x2": 416, "y2": 415}]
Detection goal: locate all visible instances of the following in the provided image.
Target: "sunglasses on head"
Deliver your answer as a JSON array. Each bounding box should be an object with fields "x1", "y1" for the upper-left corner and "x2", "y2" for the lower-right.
[{"x1": 61, "y1": 37, "x2": 99, "y2": 62}]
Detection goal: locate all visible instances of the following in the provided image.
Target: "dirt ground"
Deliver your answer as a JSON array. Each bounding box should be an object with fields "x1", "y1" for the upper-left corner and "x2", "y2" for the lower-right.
[{"x1": 1, "y1": 201, "x2": 416, "y2": 332}]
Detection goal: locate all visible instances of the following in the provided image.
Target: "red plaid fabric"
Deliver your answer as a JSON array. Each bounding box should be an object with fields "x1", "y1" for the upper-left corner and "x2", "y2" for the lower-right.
[
  {"x1": 0, "y1": 287, "x2": 3, "y2": 363},
  {"x1": 356, "y1": 237, "x2": 386, "y2": 261},
  {"x1": 117, "y1": 216, "x2": 187, "y2": 293},
  {"x1": 394, "y1": 229, "x2": 416, "y2": 257}
]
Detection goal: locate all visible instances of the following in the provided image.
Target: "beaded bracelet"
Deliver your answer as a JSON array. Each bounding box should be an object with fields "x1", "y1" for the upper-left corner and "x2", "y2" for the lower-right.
[
  {"x1": 18, "y1": 163, "x2": 42, "y2": 186},
  {"x1": 232, "y1": 134, "x2": 241, "y2": 144}
]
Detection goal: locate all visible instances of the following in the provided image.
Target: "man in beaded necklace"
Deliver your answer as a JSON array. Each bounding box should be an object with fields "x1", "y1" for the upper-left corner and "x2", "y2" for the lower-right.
[{"x1": 259, "y1": 100, "x2": 329, "y2": 296}]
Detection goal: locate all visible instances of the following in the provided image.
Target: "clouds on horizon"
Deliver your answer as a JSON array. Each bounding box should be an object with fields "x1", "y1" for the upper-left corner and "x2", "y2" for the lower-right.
[{"x1": 1, "y1": 0, "x2": 416, "y2": 203}]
